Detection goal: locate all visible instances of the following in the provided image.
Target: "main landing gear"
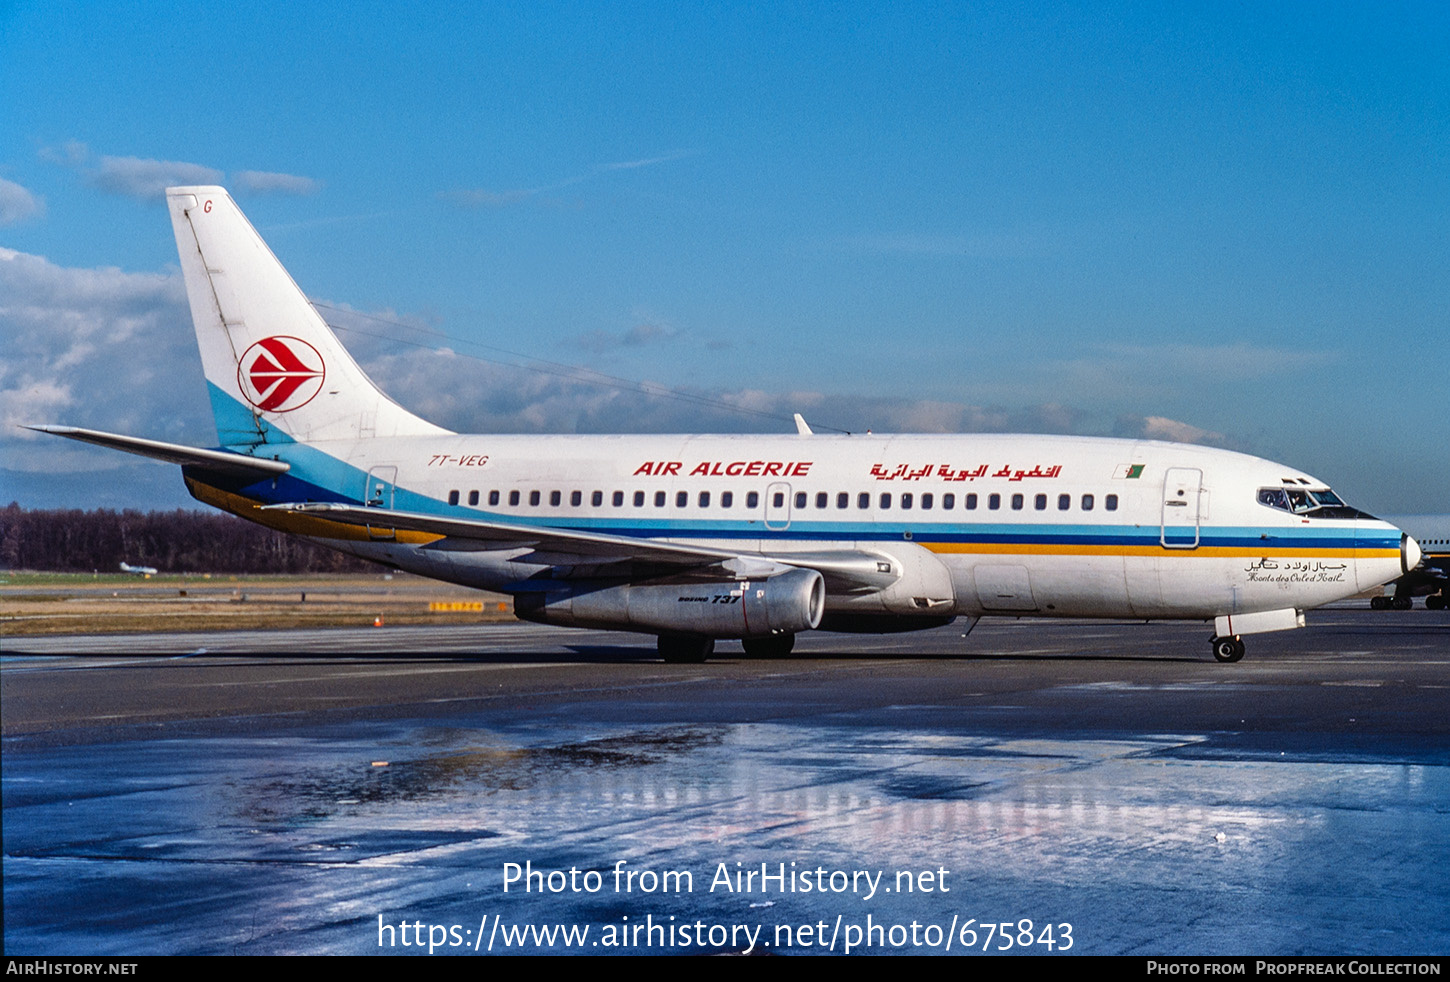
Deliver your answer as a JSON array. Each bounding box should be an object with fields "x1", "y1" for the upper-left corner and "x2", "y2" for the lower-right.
[
  {"x1": 1211, "y1": 635, "x2": 1246, "y2": 663},
  {"x1": 741, "y1": 634, "x2": 796, "y2": 658},
  {"x1": 657, "y1": 634, "x2": 715, "y2": 663},
  {"x1": 657, "y1": 633, "x2": 798, "y2": 662}
]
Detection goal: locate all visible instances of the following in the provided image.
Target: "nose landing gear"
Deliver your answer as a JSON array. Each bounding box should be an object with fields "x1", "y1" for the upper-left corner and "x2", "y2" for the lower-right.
[{"x1": 1211, "y1": 635, "x2": 1246, "y2": 663}]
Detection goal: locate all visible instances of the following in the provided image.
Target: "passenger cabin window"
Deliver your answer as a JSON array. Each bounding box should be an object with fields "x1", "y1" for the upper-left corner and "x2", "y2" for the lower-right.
[
  {"x1": 880, "y1": 493, "x2": 891, "y2": 509},
  {"x1": 1034, "y1": 494, "x2": 1047, "y2": 510},
  {"x1": 489, "y1": 490, "x2": 500, "y2": 506},
  {"x1": 1081, "y1": 494, "x2": 1093, "y2": 511},
  {"x1": 858, "y1": 493, "x2": 870, "y2": 509},
  {"x1": 655, "y1": 491, "x2": 667, "y2": 507},
  {"x1": 722, "y1": 491, "x2": 734, "y2": 507},
  {"x1": 966, "y1": 493, "x2": 978, "y2": 510},
  {"x1": 550, "y1": 491, "x2": 561, "y2": 506},
  {"x1": 1106, "y1": 494, "x2": 1118, "y2": 511},
  {"x1": 1011, "y1": 493, "x2": 1024, "y2": 510},
  {"x1": 571, "y1": 491, "x2": 582, "y2": 506},
  {"x1": 529, "y1": 491, "x2": 541, "y2": 506},
  {"x1": 922, "y1": 493, "x2": 933, "y2": 510},
  {"x1": 901, "y1": 493, "x2": 912, "y2": 510},
  {"x1": 1058, "y1": 494, "x2": 1070, "y2": 510},
  {"x1": 613, "y1": 491, "x2": 624, "y2": 507},
  {"x1": 634, "y1": 491, "x2": 645, "y2": 507},
  {"x1": 509, "y1": 490, "x2": 520, "y2": 506},
  {"x1": 468, "y1": 490, "x2": 479, "y2": 506},
  {"x1": 676, "y1": 491, "x2": 688, "y2": 507},
  {"x1": 838, "y1": 493, "x2": 850, "y2": 509},
  {"x1": 988, "y1": 493, "x2": 1000, "y2": 510},
  {"x1": 699, "y1": 491, "x2": 710, "y2": 507},
  {"x1": 592, "y1": 491, "x2": 603, "y2": 506},
  {"x1": 448, "y1": 490, "x2": 460, "y2": 505},
  {"x1": 943, "y1": 493, "x2": 955, "y2": 509},
  {"x1": 794, "y1": 492, "x2": 807, "y2": 508},
  {"x1": 746, "y1": 491, "x2": 759, "y2": 508}
]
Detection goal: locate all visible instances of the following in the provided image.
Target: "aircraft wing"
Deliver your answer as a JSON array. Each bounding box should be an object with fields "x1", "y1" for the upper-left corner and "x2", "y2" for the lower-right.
[
  {"x1": 268, "y1": 502, "x2": 897, "y2": 590},
  {"x1": 27, "y1": 426, "x2": 290, "y2": 478}
]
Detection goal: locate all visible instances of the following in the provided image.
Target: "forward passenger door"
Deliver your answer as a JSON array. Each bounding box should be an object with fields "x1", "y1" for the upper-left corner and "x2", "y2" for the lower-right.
[{"x1": 1160, "y1": 467, "x2": 1202, "y2": 549}]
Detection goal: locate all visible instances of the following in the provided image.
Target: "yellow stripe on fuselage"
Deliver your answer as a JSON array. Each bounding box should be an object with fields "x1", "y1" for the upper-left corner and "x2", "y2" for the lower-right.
[{"x1": 185, "y1": 478, "x2": 444, "y2": 544}]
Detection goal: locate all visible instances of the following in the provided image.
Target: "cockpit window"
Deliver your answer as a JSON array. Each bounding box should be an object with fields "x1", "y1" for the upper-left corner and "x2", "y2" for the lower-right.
[
  {"x1": 1256, "y1": 487, "x2": 1368, "y2": 520},
  {"x1": 1258, "y1": 488, "x2": 1290, "y2": 511}
]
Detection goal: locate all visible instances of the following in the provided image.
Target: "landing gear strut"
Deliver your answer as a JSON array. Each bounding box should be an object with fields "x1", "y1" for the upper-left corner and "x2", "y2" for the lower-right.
[
  {"x1": 658, "y1": 634, "x2": 714, "y2": 663},
  {"x1": 1211, "y1": 635, "x2": 1246, "y2": 663}
]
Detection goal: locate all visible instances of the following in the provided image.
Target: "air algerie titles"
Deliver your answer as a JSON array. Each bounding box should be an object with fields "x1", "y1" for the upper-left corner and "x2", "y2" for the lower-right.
[{"x1": 634, "y1": 460, "x2": 814, "y2": 478}]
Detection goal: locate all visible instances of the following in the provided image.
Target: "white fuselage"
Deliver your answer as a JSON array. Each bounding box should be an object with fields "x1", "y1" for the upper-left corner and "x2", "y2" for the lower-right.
[{"x1": 194, "y1": 431, "x2": 1407, "y2": 624}]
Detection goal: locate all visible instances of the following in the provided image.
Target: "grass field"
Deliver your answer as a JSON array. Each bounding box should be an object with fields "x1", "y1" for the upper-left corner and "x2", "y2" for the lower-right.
[{"x1": 0, "y1": 571, "x2": 514, "y2": 636}]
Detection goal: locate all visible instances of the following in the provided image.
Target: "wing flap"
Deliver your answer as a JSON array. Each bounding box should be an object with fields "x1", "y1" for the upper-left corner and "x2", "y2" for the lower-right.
[
  {"x1": 266, "y1": 502, "x2": 736, "y2": 565},
  {"x1": 267, "y1": 503, "x2": 901, "y2": 591}
]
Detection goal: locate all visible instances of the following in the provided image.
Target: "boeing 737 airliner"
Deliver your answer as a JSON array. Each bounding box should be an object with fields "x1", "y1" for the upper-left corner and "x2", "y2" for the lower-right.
[{"x1": 32, "y1": 187, "x2": 1423, "y2": 662}]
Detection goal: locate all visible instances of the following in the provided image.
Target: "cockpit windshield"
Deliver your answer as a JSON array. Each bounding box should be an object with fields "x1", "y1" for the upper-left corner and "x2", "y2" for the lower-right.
[{"x1": 1256, "y1": 487, "x2": 1368, "y2": 520}]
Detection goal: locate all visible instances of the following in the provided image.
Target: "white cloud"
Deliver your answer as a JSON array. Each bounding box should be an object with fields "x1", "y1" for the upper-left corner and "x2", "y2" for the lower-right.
[
  {"x1": 0, "y1": 248, "x2": 1253, "y2": 502},
  {"x1": 89, "y1": 155, "x2": 224, "y2": 200},
  {"x1": 233, "y1": 171, "x2": 322, "y2": 195},
  {"x1": 0, "y1": 178, "x2": 44, "y2": 226},
  {"x1": 0, "y1": 248, "x2": 210, "y2": 470},
  {"x1": 1113, "y1": 414, "x2": 1230, "y2": 447},
  {"x1": 40, "y1": 141, "x2": 318, "y2": 201}
]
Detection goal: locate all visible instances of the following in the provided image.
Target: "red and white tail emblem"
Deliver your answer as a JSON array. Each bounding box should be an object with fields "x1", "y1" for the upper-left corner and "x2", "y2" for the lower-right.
[{"x1": 237, "y1": 337, "x2": 326, "y2": 412}]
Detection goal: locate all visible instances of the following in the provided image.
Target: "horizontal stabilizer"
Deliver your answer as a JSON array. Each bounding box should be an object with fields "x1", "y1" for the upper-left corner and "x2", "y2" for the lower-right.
[{"x1": 27, "y1": 426, "x2": 290, "y2": 478}]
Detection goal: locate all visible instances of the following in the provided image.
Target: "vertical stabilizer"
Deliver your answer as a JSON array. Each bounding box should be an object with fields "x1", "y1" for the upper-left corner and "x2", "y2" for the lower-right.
[{"x1": 165, "y1": 186, "x2": 449, "y2": 446}]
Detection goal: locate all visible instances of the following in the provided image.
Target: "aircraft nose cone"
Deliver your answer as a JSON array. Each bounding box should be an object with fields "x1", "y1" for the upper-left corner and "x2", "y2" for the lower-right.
[{"x1": 1402, "y1": 533, "x2": 1422, "y2": 575}]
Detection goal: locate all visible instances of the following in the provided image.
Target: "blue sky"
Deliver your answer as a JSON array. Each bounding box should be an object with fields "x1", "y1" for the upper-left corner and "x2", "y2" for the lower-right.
[{"x1": 2, "y1": 1, "x2": 1446, "y2": 514}]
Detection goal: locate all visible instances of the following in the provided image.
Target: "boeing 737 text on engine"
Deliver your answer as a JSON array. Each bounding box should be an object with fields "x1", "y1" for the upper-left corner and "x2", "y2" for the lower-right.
[{"x1": 31, "y1": 187, "x2": 1423, "y2": 662}]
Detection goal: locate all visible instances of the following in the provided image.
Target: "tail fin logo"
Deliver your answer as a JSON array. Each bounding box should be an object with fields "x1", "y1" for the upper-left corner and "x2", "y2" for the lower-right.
[{"x1": 237, "y1": 336, "x2": 326, "y2": 413}]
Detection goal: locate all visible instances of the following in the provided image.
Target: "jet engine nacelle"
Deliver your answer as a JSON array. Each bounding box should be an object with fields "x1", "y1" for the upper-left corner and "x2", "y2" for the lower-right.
[{"x1": 516, "y1": 567, "x2": 825, "y2": 638}]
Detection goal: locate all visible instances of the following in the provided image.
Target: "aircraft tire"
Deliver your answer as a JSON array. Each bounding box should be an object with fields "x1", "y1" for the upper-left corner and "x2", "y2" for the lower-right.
[
  {"x1": 741, "y1": 634, "x2": 795, "y2": 658},
  {"x1": 1370, "y1": 596, "x2": 1389, "y2": 610},
  {"x1": 1212, "y1": 636, "x2": 1246, "y2": 663},
  {"x1": 1392, "y1": 596, "x2": 1413, "y2": 610},
  {"x1": 658, "y1": 634, "x2": 715, "y2": 663},
  {"x1": 1426, "y1": 594, "x2": 1446, "y2": 611}
]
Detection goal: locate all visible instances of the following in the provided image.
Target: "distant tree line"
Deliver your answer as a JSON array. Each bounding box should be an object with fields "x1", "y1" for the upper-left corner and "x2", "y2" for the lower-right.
[{"x1": 0, "y1": 503, "x2": 376, "y2": 574}]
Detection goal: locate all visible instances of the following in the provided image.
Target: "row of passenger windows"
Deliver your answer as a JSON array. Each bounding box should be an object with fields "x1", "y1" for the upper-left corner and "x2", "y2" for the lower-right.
[{"x1": 445, "y1": 488, "x2": 1120, "y2": 513}]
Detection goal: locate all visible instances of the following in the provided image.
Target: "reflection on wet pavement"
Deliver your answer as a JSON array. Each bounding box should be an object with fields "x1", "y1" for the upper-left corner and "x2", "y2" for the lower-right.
[{"x1": 6, "y1": 713, "x2": 1448, "y2": 954}]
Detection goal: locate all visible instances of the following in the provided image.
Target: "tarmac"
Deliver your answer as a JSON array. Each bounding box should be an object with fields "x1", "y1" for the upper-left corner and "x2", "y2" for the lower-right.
[{"x1": 3, "y1": 607, "x2": 1448, "y2": 955}]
